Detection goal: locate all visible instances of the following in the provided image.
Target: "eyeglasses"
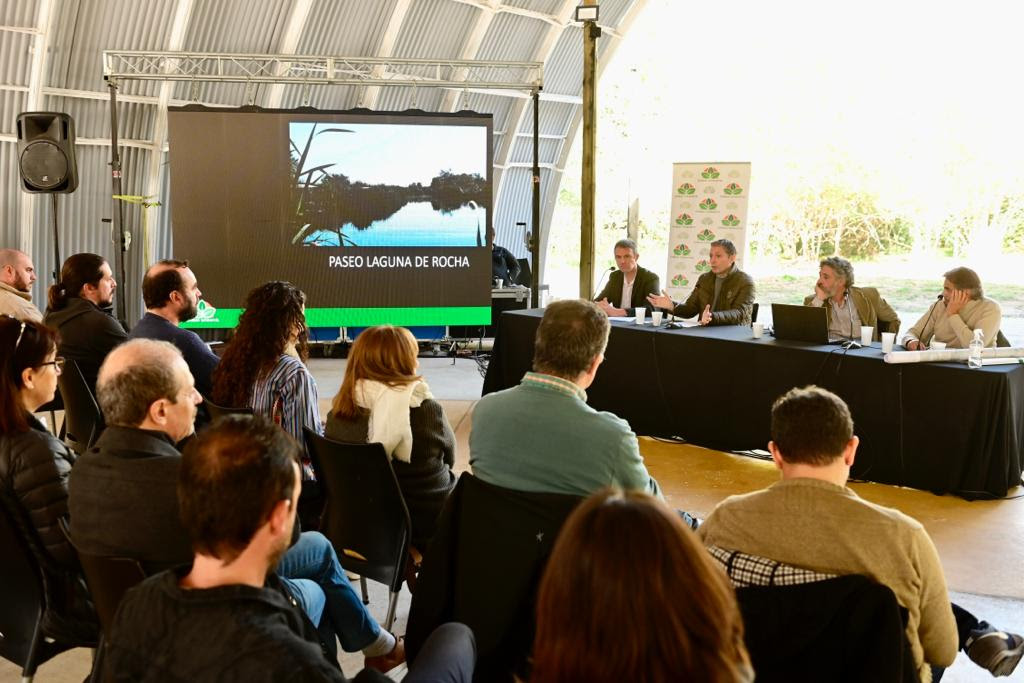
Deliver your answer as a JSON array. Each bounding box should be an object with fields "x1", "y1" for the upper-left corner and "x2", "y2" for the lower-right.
[{"x1": 39, "y1": 357, "x2": 65, "y2": 374}]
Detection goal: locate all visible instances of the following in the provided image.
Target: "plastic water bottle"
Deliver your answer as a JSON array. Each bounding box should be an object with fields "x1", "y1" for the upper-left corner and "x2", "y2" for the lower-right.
[{"x1": 968, "y1": 329, "x2": 984, "y2": 369}]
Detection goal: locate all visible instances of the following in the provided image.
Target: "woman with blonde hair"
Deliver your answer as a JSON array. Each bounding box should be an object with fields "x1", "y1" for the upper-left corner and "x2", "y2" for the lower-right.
[
  {"x1": 531, "y1": 489, "x2": 752, "y2": 683},
  {"x1": 327, "y1": 325, "x2": 456, "y2": 548}
]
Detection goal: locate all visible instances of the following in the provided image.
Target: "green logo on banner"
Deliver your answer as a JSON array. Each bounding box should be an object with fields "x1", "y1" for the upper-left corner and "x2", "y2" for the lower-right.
[
  {"x1": 673, "y1": 243, "x2": 691, "y2": 256},
  {"x1": 699, "y1": 197, "x2": 718, "y2": 210},
  {"x1": 695, "y1": 260, "x2": 711, "y2": 273},
  {"x1": 677, "y1": 183, "x2": 696, "y2": 195},
  {"x1": 721, "y1": 214, "x2": 741, "y2": 227},
  {"x1": 723, "y1": 183, "x2": 743, "y2": 195},
  {"x1": 675, "y1": 213, "x2": 693, "y2": 226},
  {"x1": 672, "y1": 274, "x2": 689, "y2": 287},
  {"x1": 194, "y1": 300, "x2": 218, "y2": 323},
  {"x1": 697, "y1": 228, "x2": 716, "y2": 241},
  {"x1": 701, "y1": 167, "x2": 720, "y2": 179}
]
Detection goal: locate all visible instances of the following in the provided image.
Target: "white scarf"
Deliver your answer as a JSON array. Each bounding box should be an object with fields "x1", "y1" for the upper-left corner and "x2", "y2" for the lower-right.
[{"x1": 354, "y1": 378, "x2": 433, "y2": 463}]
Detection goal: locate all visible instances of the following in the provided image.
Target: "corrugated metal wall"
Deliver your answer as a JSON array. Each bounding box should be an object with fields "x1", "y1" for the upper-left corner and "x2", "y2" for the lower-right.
[{"x1": 0, "y1": 0, "x2": 643, "y2": 326}]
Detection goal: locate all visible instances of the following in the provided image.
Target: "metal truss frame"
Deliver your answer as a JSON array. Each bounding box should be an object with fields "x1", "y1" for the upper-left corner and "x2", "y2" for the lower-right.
[{"x1": 102, "y1": 51, "x2": 543, "y2": 91}]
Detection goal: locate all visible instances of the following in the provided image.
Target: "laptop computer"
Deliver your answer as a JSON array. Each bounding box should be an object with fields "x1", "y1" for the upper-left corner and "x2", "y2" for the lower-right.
[{"x1": 771, "y1": 303, "x2": 830, "y2": 344}]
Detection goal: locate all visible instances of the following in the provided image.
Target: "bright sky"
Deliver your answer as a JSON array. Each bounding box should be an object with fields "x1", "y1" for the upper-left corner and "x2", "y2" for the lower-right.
[
  {"x1": 587, "y1": 0, "x2": 1024, "y2": 220},
  {"x1": 291, "y1": 122, "x2": 487, "y2": 187}
]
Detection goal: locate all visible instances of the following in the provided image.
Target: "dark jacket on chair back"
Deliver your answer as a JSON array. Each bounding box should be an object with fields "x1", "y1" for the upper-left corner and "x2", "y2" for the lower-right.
[
  {"x1": 406, "y1": 473, "x2": 582, "y2": 682},
  {"x1": 44, "y1": 297, "x2": 127, "y2": 396}
]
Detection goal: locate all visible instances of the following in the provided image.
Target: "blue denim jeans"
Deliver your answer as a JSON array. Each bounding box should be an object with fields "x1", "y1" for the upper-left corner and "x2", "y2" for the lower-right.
[
  {"x1": 279, "y1": 576, "x2": 325, "y2": 626},
  {"x1": 277, "y1": 531, "x2": 382, "y2": 652}
]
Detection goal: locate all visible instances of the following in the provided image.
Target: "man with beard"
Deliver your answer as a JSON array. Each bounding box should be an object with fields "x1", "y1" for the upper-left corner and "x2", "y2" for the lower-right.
[
  {"x1": 130, "y1": 259, "x2": 219, "y2": 398},
  {"x1": 44, "y1": 253, "x2": 128, "y2": 396},
  {"x1": 0, "y1": 248, "x2": 42, "y2": 321}
]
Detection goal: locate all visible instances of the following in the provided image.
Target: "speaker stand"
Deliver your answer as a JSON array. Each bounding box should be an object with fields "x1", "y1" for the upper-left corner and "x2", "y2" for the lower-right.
[{"x1": 50, "y1": 193, "x2": 61, "y2": 281}]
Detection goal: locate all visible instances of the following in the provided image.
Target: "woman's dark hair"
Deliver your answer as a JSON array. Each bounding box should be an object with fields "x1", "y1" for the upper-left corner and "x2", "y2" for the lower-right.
[
  {"x1": 0, "y1": 317, "x2": 59, "y2": 433},
  {"x1": 531, "y1": 489, "x2": 750, "y2": 683},
  {"x1": 211, "y1": 281, "x2": 307, "y2": 407},
  {"x1": 48, "y1": 253, "x2": 106, "y2": 311}
]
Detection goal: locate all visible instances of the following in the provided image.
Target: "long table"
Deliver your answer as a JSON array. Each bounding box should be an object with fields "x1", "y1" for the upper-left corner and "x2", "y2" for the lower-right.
[{"x1": 483, "y1": 309, "x2": 1024, "y2": 499}]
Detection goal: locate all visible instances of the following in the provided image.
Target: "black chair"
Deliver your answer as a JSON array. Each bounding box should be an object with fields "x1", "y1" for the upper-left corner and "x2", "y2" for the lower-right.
[
  {"x1": 60, "y1": 519, "x2": 146, "y2": 634},
  {"x1": 406, "y1": 473, "x2": 583, "y2": 682},
  {"x1": 303, "y1": 429, "x2": 411, "y2": 630},
  {"x1": 737, "y1": 575, "x2": 916, "y2": 683},
  {"x1": 751, "y1": 302, "x2": 759, "y2": 324},
  {"x1": 997, "y1": 329, "x2": 1011, "y2": 347},
  {"x1": 58, "y1": 359, "x2": 103, "y2": 455},
  {"x1": 0, "y1": 505, "x2": 96, "y2": 682},
  {"x1": 201, "y1": 395, "x2": 254, "y2": 421}
]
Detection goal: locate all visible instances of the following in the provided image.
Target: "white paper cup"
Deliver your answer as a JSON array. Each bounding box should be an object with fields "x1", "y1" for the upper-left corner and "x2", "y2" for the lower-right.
[
  {"x1": 651, "y1": 310, "x2": 663, "y2": 326},
  {"x1": 860, "y1": 326, "x2": 874, "y2": 346},
  {"x1": 635, "y1": 307, "x2": 646, "y2": 325},
  {"x1": 930, "y1": 341, "x2": 946, "y2": 350},
  {"x1": 752, "y1": 322, "x2": 764, "y2": 339},
  {"x1": 881, "y1": 331, "x2": 895, "y2": 354}
]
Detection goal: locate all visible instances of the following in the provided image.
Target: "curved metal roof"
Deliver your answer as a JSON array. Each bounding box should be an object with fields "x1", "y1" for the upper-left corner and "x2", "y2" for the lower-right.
[{"x1": 1, "y1": 0, "x2": 645, "y2": 322}]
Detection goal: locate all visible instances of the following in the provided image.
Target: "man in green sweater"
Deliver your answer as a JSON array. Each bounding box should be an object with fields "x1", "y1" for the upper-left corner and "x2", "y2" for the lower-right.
[
  {"x1": 470, "y1": 298, "x2": 661, "y2": 499},
  {"x1": 698, "y1": 386, "x2": 1021, "y2": 681}
]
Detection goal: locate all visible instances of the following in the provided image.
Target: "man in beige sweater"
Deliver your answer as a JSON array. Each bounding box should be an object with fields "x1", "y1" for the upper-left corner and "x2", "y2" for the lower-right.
[
  {"x1": 0, "y1": 248, "x2": 42, "y2": 322},
  {"x1": 698, "y1": 386, "x2": 1022, "y2": 680},
  {"x1": 903, "y1": 266, "x2": 1002, "y2": 349}
]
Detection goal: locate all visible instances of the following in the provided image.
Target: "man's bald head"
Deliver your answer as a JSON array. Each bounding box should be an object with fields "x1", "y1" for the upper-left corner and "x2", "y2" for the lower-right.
[
  {"x1": 97, "y1": 339, "x2": 188, "y2": 428},
  {"x1": 0, "y1": 249, "x2": 36, "y2": 292}
]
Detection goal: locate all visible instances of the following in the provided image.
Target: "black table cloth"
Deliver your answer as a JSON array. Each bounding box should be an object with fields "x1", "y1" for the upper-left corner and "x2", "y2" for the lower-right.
[{"x1": 483, "y1": 309, "x2": 1024, "y2": 499}]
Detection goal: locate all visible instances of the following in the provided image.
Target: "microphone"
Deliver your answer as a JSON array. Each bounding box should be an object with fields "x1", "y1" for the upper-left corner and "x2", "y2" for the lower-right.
[
  {"x1": 912, "y1": 294, "x2": 944, "y2": 348},
  {"x1": 592, "y1": 266, "x2": 616, "y2": 300}
]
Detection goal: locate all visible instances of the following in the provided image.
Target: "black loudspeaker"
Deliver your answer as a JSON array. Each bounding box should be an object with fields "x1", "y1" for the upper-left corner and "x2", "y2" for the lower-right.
[{"x1": 16, "y1": 112, "x2": 79, "y2": 193}]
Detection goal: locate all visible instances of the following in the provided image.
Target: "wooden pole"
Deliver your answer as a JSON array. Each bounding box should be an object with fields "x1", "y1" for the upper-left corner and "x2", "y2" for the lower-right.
[{"x1": 579, "y1": 17, "x2": 600, "y2": 299}]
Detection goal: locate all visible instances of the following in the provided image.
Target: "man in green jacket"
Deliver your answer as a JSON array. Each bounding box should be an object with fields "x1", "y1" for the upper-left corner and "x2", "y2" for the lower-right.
[
  {"x1": 803, "y1": 256, "x2": 900, "y2": 342},
  {"x1": 647, "y1": 239, "x2": 755, "y2": 326}
]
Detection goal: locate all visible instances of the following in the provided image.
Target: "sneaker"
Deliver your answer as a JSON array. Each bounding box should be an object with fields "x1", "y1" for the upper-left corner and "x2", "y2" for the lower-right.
[
  {"x1": 364, "y1": 636, "x2": 406, "y2": 673},
  {"x1": 965, "y1": 625, "x2": 1024, "y2": 677}
]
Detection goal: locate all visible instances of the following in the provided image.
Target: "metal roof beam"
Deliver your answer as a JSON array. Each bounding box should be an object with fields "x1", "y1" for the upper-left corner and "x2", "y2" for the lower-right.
[
  {"x1": 359, "y1": 0, "x2": 412, "y2": 109},
  {"x1": 264, "y1": 0, "x2": 315, "y2": 109},
  {"x1": 19, "y1": 0, "x2": 54, "y2": 256}
]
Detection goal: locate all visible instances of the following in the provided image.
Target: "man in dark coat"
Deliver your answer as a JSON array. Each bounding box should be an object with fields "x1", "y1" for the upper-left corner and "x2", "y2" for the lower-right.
[{"x1": 595, "y1": 238, "x2": 661, "y2": 317}]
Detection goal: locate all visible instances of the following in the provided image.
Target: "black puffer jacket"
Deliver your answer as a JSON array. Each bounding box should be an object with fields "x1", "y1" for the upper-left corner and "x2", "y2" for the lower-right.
[{"x1": 0, "y1": 413, "x2": 76, "y2": 567}]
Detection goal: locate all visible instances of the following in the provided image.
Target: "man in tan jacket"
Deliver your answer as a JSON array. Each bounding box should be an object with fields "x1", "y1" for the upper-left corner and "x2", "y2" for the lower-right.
[
  {"x1": 803, "y1": 256, "x2": 899, "y2": 342},
  {"x1": 698, "y1": 386, "x2": 1022, "y2": 680},
  {"x1": 0, "y1": 248, "x2": 42, "y2": 322}
]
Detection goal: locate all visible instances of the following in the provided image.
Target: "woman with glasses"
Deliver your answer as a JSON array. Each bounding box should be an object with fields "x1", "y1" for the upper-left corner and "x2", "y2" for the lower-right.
[{"x1": 0, "y1": 316, "x2": 75, "y2": 562}]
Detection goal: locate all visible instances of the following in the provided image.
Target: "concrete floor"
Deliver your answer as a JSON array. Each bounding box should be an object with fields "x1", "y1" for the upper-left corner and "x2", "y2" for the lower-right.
[{"x1": 4, "y1": 355, "x2": 1021, "y2": 681}]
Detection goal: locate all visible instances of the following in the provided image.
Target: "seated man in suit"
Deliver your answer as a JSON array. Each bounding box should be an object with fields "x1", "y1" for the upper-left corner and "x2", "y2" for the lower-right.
[
  {"x1": 803, "y1": 256, "x2": 899, "y2": 342},
  {"x1": 698, "y1": 386, "x2": 1022, "y2": 681},
  {"x1": 595, "y1": 238, "x2": 661, "y2": 317},
  {"x1": 647, "y1": 239, "x2": 755, "y2": 326},
  {"x1": 902, "y1": 266, "x2": 1002, "y2": 350}
]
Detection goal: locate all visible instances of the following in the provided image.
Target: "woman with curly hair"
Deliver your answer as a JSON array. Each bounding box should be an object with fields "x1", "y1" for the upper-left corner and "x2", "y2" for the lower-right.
[
  {"x1": 531, "y1": 489, "x2": 752, "y2": 683},
  {"x1": 326, "y1": 325, "x2": 456, "y2": 548},
  {"x1": 211, "y1": 281, "x2": 322, "y2": 458}
]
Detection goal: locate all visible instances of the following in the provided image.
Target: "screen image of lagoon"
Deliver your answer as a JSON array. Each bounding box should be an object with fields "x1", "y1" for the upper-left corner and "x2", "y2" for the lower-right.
[{"x1": 290, "y1": 122, "x2": 488, "y2": 248}]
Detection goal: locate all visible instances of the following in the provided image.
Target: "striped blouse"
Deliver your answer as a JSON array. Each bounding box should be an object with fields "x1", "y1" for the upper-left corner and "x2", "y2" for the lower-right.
[{"x1": 249, "y1": 354, "x2": 323, "y2": 451}]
